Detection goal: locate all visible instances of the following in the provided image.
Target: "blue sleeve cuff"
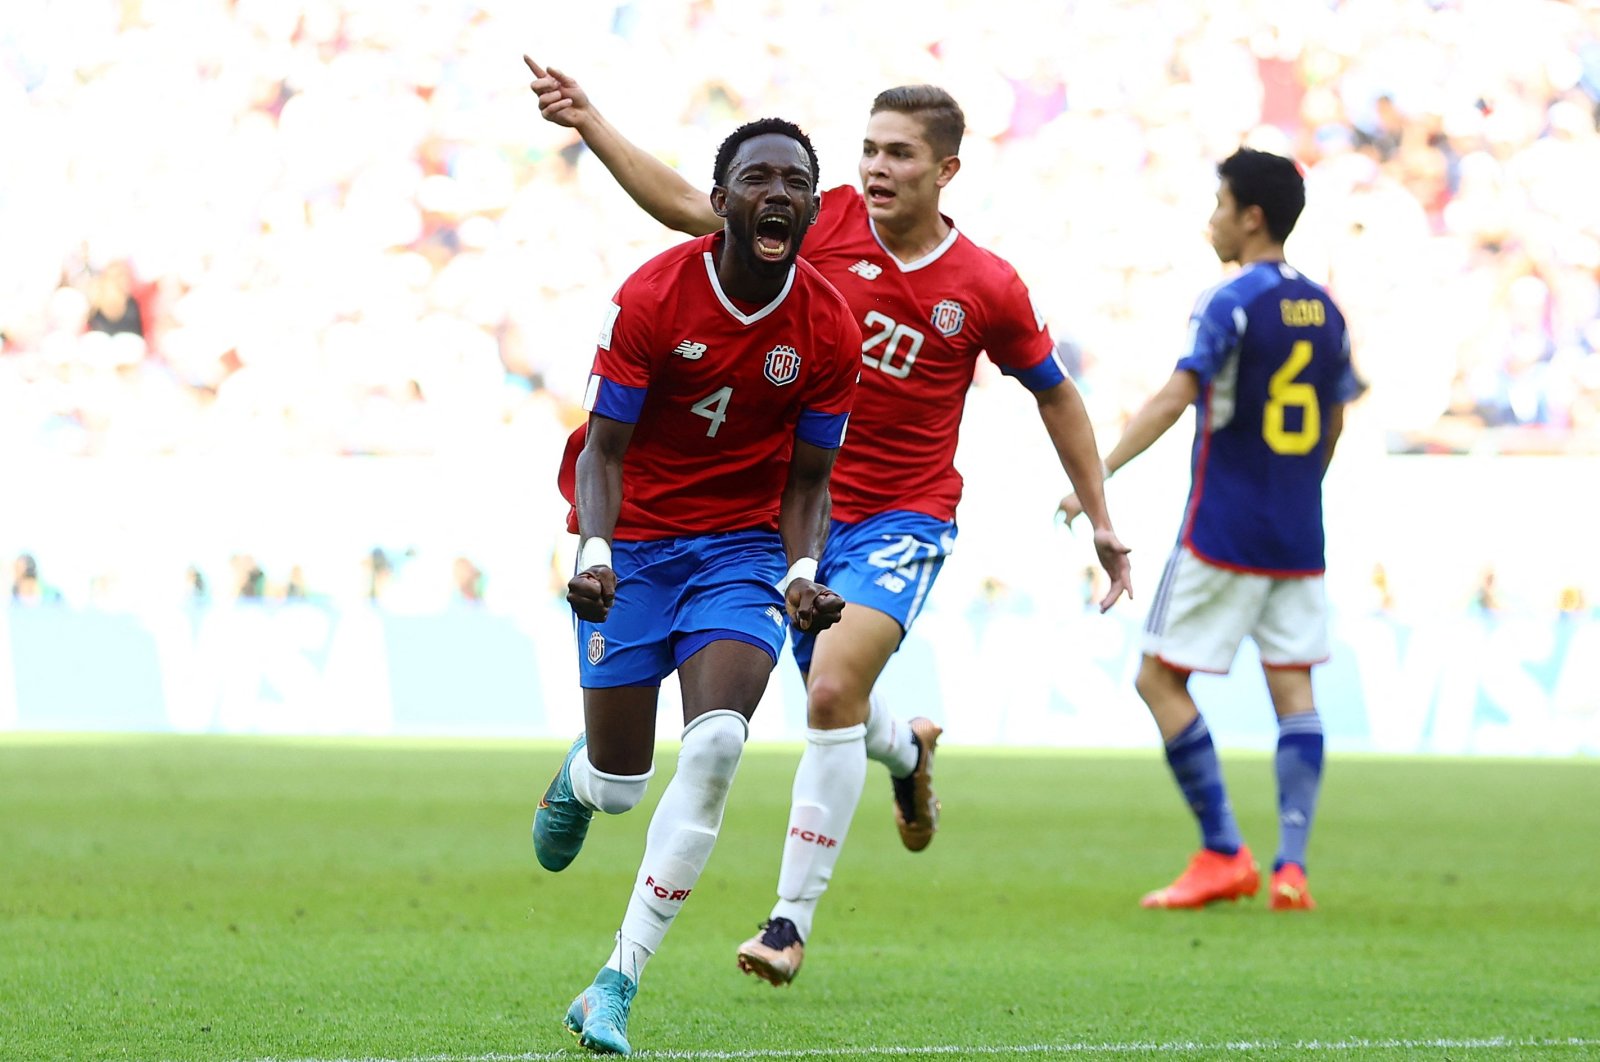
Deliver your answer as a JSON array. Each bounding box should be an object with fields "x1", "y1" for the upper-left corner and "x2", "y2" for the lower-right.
[
  {"x1": 797, "y1": 408, "x2": 849, "y2": 449},
  {"x1": 1004, "y1": 350, "x2": 1068, "y2": 392},
  {"x1": 585, "y1": 375, "x2": 647, "y2": 423},
  {"x1": 1174, "y1": 353, "x2": 1210, "y2": 379}
]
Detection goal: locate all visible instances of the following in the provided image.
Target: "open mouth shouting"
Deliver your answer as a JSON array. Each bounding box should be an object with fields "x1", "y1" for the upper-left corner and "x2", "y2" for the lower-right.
[
  {"x1": 865, "y1": 182, "x2": 895, "y2": 208},
  {"x1": 754, "y1": 211, "x2": 794, "y2": 261}
]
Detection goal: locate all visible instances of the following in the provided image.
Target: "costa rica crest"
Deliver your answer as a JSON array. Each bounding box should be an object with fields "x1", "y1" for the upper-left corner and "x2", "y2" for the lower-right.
[
  {"x1": 930, "y1": 299, "x2": 966, "y2": 337},
  {"x1": 587, "y1": 631, "x2": 606, "y2": 665},
  {"x1": 763, "y1": 345, "x2": 801, "y2": 386}
]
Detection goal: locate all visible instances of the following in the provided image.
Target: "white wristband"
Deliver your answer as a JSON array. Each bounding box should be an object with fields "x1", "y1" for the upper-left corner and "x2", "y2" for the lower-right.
[
  {"x1": 776, "y1": 556, "x2": 818, "y2": 594},
  {"x1": 577, "y1": 537, "x2": 613, "y2": 572}
]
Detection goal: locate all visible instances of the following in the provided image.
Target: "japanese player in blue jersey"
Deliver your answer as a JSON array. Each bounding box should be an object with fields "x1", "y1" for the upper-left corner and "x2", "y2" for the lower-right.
[
  {"x1": 1061, "y1": 147, "x2": 1361, "y2": 912},
  {"x1": 536, "y1": 117, "x2": 860, "y2": 1057}
]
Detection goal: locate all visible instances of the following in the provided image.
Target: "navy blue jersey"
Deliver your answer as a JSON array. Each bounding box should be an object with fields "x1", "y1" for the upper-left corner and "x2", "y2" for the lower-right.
[{"x1": 1175, "y1": 261, "x2": 1359, "y2": 575}]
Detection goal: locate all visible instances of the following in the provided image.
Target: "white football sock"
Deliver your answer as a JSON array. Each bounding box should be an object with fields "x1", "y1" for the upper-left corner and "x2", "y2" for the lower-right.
[
  {"x1": 606, "y1": 710, "x2": 748, "y2": 983},
  {"x1": 570, "y1": 753, "x2": 652, "y2": 815},
  {"x1": 863, "y1": 692, "x2": 918, "y2": 778},
  {"x1": 770, "y1": 723, "x2": 867, "y2": 944}
]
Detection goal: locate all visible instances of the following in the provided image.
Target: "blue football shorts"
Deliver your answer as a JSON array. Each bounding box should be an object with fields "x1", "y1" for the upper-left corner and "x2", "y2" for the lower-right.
[
  {"x1": 789, "y1": 509, "x2": 957, "y2": 673},
  {"x1": 575, "y1": 528, "x2": 788, "y2": 689}
]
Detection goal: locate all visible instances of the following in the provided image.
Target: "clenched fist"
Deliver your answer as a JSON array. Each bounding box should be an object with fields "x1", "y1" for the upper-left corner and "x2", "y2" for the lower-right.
[
  {"x1": 785, "y1": 579, "x2": 845, "y2": 633},
  {"x1": 567, "y1": 565, "x2": 617, "y2": 622}
]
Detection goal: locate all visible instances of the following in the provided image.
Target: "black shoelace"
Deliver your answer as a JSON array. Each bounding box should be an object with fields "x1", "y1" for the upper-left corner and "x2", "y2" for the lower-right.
[{"x1": 759, "y1": 916, "x2": 802, "y2": 948}]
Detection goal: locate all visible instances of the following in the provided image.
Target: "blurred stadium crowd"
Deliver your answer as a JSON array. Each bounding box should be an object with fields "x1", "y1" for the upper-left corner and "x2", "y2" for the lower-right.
[{"x1": 3, "y1": 0, "x2": 1600, "y2": 607}]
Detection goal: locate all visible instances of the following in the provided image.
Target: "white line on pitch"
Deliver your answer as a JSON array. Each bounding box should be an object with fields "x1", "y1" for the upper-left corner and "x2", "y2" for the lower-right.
[{"x1": 228, "y1": 1036, "x2": 1600, "y2": 1062}]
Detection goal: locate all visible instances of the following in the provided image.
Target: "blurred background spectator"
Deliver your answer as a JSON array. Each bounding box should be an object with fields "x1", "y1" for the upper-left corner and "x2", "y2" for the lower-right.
[
  {"x1": 2, "y1": 0, "x2": 1598, "y2": 616},
  {"x1": 2, "y1": 0, "x2": 1596, "y2": 461},
  {"x1": 11, "y1": 554, "x2": 63, "y2": 604},
  {"x1": 452, "y1": 556, "x2": 485, "y2": 604}
]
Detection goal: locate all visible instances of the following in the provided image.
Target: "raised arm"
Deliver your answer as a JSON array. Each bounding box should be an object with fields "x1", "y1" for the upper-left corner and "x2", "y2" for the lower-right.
[
  {"x1": 776, "y1": 440, "x2": 845, "y2": 634},
  {"x1": 1034, "y1": 378, "x2": 1134, "y2": 611},
  {"x1": 525, "y1": 56, "x2": 721, "y2": 236},
  {"x1": 567, "y1": 414, "x2": 635, "y2": 622}
]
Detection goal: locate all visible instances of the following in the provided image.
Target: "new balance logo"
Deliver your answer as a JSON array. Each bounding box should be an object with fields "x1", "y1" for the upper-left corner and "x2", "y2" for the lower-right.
[
  {"x1": 848, "y1": 260, "x2": 883, "y2": 280},
  {"x1": 765, "y1": 605, "x2": 784, "y2": 627},
  {"x1": 674, "y1": 340, "x2": 708, "y2": 360}
]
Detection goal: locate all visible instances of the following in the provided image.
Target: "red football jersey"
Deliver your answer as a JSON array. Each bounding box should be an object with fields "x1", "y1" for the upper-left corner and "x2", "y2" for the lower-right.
[
  {"x1": 561, "y1": 232, "x2": 860, "y2": 541},
  {"x1": 800, "y1": 185, "x2": 1063, "y2": 522}
]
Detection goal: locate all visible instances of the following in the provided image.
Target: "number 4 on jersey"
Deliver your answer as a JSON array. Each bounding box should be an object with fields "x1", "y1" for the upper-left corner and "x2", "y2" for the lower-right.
[{"x1": 691, "y1": 386, "x2": 733, "y2": 437}]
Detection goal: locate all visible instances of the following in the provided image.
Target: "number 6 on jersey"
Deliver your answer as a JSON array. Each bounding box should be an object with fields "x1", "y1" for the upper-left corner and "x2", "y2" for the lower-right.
[{"x1": 1262, "y1": 340, "x2": 1319, "y2": 455}]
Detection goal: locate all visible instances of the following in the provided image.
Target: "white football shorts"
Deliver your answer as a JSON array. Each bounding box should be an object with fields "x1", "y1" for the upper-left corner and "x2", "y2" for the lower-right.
[{"x1": 1141, "y1": 545, "x2": 1329, "y2": 674}]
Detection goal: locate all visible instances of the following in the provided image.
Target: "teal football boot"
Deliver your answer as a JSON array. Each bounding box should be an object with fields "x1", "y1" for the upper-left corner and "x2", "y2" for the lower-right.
[
  {"x1": 563, "y1": 967, "x2": 637, "y2": 1055},
  {"x1": 532, "y1": 734, "x2": 594, "y2": 871}
]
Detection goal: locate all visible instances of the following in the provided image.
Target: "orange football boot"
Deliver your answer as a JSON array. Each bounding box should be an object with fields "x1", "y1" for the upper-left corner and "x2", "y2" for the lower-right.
[
  {"x1": 1269, "y1": 863, "x2": 1317, "y2": 911},
  {"x1": 736, "y1": 917, "x2": 804, "y2": 986},
  {"x1": 1141, "y1": 846, "x2": 1261, "y2": 909}
]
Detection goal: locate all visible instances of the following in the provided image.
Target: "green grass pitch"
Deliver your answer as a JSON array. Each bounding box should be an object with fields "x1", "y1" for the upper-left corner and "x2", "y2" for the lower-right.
[{"x1": 2, "y1": 734, "x2": 1596, "y2": 1061}]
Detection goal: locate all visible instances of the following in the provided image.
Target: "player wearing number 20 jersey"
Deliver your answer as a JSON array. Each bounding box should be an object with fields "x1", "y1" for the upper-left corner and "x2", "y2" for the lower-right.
[
  {"x1": 560, "y1": 230, "x2": 861, "y2": 542},
  {"x1": 1176, "y1": 260, "x2": 1359, "y2": 577},
  {"x1": 802, "y1": 185, "x2": 1067, "y2": 524},
  {"x1": 786, "y1": 184, "x2": 1071, "y2": 668}
]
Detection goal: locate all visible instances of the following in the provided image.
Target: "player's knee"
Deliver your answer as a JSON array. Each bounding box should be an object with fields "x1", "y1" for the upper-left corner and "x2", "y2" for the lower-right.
[
  {"x1": 1133, "y1": 660, "x2": 1161, "y2": 704},
  {"x1": 1265, "y1": 669, "x2": 1316, "y2": 718},
  {"x1": 805, "y1": 670, "x2": 870, "y2": 728},
  {"x1": 1135, "y1": 656, "x2": 1185, "y2": 708},
  {"x1": 680, "y1": 710, "x2": 748, "y2": 776}
]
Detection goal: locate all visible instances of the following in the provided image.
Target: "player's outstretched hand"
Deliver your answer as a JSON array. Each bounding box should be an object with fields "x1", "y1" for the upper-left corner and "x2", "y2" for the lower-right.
[
  {"x1": 1092, "y1": 528, "x2": 1134, "y2": 613},
  {"x1": 567, "y1": 565, "x2": 617, "y2": 622},
  {"x1": 524, "y1": 56, "x2": 593, "y2": 128},
  {"x1": 785, "y1": 579, "x2": 845, "y2": 633}
]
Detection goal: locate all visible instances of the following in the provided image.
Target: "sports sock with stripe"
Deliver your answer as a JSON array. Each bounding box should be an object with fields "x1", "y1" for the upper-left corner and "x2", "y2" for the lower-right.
[
  {"x1": 1273, "y1": 709, "x2": 1324, "y2": 872},
  {"x1": 1164, "y1": 715, "x2": 1243, "y2": 855}
]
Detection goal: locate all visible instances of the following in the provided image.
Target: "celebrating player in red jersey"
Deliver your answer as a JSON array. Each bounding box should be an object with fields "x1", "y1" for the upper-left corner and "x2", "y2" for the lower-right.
[
  {"x1": 537, "y1": 117, "x2": 860, "y2": 1056},
  {"x1": 527, "y1": 56, "x2": 1132, "y2": 987},
  {"x1": 1060, "y1": 148, "x2": 1359, "y2": 913}
]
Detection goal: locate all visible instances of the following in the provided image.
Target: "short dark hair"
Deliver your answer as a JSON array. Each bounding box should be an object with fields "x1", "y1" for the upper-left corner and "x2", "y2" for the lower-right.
[
  {"x1": 870, "y1": 85, "x2": 965, "y2": 159},
  {"x1": 1217, "y1": 148, "x2": 1305, "y2": 243},
  {"x1": 713, "y1": 118, "x2": 819, "y2": 189}
]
